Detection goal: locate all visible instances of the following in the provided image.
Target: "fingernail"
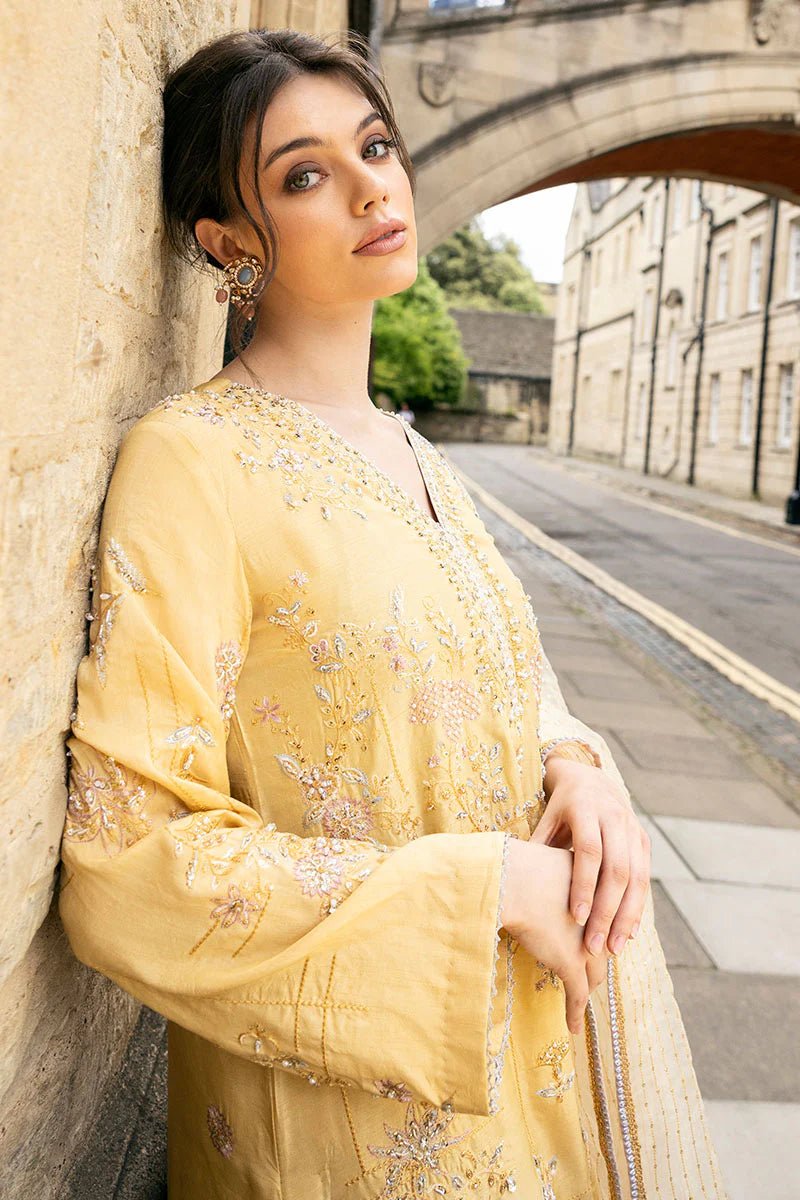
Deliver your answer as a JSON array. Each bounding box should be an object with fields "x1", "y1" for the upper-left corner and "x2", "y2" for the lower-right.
[
  {"x1": 630, "y1": 922, "x2": 640, "y2": 939},
  {"x1": 589, "y1": 932, "x2": 604, "y2": 955},
  {"x1": 575, "y1": 903, "x2": 590, "y2": 926},
  {"x1": 610, "y1": 933, "x2": 625, "y2": 956}
]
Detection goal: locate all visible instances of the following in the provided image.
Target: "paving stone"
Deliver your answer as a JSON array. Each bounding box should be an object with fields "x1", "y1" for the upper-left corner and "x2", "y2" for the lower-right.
[
  {"x1": 610, "y1": 762, "x2": 800, "y2": 827},
  {"x1": 562, "y1": 696, "x2": 714, "y2": 738},
  {"x1": 650, "y1": 881, "x2": 714, "y2": 968},
  {"x1": 637, "y1": 813, "x2": 695, "y2": 881},
  {"x1": 608, "y1": 728, "x2": 744, "y2": 777},
  {"x1": 670, "y1": 966, "x2": 800, "y2": 1103},
  {"x1": 539, "y1": 646, "x2": 646, "y2": 676},
  {"x1": 556, "y1": 668, "x2": 670, "y2": 705},
  {"x1": 704, "y1": 1100, "x2": 800, "y2": 1197},
  {"x1": 660, "y1": 878, "x2": 800, "y2": 975},
  {"x1": 653, "y1": 815, "x2": 800, "y2": 889}
]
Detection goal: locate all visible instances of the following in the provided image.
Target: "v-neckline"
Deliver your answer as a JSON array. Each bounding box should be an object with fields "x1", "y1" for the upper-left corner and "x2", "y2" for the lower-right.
[{"x1": 208, "y1": 377, "x2": 446, "y2": 533}]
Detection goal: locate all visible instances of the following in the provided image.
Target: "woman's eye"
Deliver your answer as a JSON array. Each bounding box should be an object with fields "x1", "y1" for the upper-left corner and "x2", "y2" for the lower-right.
[{"x1": 284, "y1": 137, "x2": 398, "y2": 193}]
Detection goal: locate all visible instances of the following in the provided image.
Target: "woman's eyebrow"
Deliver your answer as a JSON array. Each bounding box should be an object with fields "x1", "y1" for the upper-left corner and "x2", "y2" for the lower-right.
[{"x1": 262, "y1": 110, "x2": 384, "y2": 171}]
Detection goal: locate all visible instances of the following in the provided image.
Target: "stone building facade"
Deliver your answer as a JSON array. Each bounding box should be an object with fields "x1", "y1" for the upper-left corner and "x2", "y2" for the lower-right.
[{"x1": 549, "y1": 177, "x2": 800, "y2": 506}]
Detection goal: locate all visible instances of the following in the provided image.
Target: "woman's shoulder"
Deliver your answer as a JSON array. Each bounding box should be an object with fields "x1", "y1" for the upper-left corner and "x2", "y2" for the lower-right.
[{"x1": 120, "y1": 375, "x2": 237, "y2": 458}]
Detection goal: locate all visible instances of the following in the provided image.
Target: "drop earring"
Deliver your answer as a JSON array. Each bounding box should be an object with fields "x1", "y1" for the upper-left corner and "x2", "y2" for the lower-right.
[{"x1": 215, "y1": 255, "x2": 264, "y2": 320}]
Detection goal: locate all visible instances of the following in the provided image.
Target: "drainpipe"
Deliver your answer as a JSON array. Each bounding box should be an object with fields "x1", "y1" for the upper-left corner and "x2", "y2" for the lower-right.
[
  {"x1": 751, "y1": 196, "x2": 780, "y2": 499},
  {"x1": 643, "y1": 178, "x2": 670, "y2": 475},
  {"x1": 567, "y1": 245, "x2": 590, "y2": 456},
  {"x1": 687, "y1": 186, "x2": 716, "y2": 486}
]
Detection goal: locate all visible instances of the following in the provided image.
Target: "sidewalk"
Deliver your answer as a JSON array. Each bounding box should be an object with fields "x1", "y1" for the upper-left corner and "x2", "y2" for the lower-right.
[
  {"x1": 532, "y1": 447, "x2": 800, "y2": 543},
  {"x1": 482, "y1": 498, "x2": 800, "y2": 1200}
]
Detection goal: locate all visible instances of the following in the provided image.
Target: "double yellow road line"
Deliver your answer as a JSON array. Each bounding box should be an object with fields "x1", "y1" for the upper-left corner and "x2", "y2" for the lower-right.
[{"x1": 448, "y1": 461, "x2": 800, "y2": 728}]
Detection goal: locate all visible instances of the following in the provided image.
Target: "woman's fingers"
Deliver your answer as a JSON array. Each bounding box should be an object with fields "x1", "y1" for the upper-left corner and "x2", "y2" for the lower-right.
[
  {"x1": 563, "y1": 965, "x2": 589, "y2": 1035},
  {"x1": 607, "y1": 824, "x2": 652, "y2": 954},
  {"x1": 568, "y1": 816, "x2": 604, "y2": 927},
  {"x1": 564, "y1": 952, "x2": 608, "y2": 1034},
  {"x1": 582, "y1": 816, "x2": 631, "y2": 956}
]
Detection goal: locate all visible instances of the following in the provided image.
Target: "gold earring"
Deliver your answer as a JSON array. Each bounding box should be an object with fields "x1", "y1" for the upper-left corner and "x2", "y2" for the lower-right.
[{"x1": 215, "y1": 255, "x2": 264, "y2": 319}]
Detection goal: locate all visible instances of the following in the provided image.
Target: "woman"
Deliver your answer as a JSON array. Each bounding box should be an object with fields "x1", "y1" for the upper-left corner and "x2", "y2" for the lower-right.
[{"x1": 58, "y1": 27, "x2": 728, "y2": 1200}]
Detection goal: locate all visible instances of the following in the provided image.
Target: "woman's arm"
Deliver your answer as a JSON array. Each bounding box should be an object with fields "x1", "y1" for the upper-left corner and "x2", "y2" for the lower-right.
[{"x1": 59, "y1": 415, "x2": 513, "y2": 1118}]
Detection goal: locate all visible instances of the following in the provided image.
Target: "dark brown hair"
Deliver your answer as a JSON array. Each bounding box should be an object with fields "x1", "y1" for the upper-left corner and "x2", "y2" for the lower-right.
[{"x1": 161, "y1": 27, "x2": 417, "y2": 355}]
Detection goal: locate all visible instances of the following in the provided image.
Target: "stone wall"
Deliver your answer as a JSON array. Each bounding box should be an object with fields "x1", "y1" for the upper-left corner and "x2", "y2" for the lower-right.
[{"x1": 0, "y1": 3, "x2": 258, "y2": 1194}]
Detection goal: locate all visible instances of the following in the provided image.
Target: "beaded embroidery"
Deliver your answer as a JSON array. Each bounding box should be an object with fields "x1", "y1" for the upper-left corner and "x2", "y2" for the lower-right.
[
  {"x1": 535, "y1": 1039, "x2": 576, "y2": 1103},
  {"x1": 206, "y1": 1104, "x2": 234, "y2": 1158},
  {"x1": 366, "y1": 1101, "x2": 518, "y2": 1197},
  {"x1": 238, "y1": 1027, "x2": 354, "y2": 1089},
  {"x1": 64, "y1": 754, "x2": 153, "y2": 855},
  {"x1": 85, "y1": 538, "x2": 150, "y2": 686}
]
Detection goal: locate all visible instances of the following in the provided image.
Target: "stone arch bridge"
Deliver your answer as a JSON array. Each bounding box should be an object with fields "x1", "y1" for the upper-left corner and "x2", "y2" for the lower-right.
[{"x1": 377, "y1": 0, "x2": 800, "y2": 251}]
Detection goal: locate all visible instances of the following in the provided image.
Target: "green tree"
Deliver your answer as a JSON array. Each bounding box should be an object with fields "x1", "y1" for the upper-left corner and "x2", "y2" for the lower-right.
[
  {"x1": 371, "y1": 257, "x2": 469, "y2": 411},
  {"x1": 425, "y1": 218, "x2": 545, "y2": 313}
]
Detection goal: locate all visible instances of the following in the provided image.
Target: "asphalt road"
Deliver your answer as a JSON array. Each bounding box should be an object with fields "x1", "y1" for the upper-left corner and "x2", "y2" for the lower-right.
[{"x1": 443, "y1": 442, "x2": 800, "y2": 693}]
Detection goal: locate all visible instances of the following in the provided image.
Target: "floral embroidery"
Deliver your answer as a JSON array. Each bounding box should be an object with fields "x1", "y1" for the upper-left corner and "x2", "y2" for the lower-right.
[
  {"x1": 166, "y1": 811, "x2": 392, "y2": 914},
  {"x1": 189, "y1": 882, "x2": 272, "y2": 958},
  {"x1": 64, "y1": 754, "x2": 152, "y2": 855},
  {"x1": 206, "y1": 1104, "x2": 234, "y2": 1158},
  {"x1": 252, "y1": 695, "x2": 282, "y2": 725},
  {"x1": 291, "y1": 836, "x2": 374, "y2": 909},
  {"x1": 105, "y1": 537, "x2": 148, "y2": 592},
  {"x1": 86, "y1": 541, "x2": 149, "y2": 686},
  {"x1": 375, "y1": 1079, "x2": 414, "y2": 1103},
  {"x1": 408, "y1": 678, "x2": 481, "y2": 741},
  {"x1": 367, "y1": 1101, "x2": 472, "y2": 1196},
  {"x1": 164, "y1": 717, "x2": 216, "y2": 777},
  {"x1": 533, "y1": 1154, "x2": 558, "y2": 1198},
  {"x1": 238, "y1": 1027, "x2": 353, "y2": 1088},
  {"x1": 214, "y1": 639, "x2": 243, "y2": 729},
  {"x1": 366, "y1": 1101, "x2": 518, "y2": 1197},
  {"x1": 209, "y1": 883, "x2": 264, "y2": 928},
  {"x1": 535, "y1": 1039, "x2": 576, "y2": 1102}
]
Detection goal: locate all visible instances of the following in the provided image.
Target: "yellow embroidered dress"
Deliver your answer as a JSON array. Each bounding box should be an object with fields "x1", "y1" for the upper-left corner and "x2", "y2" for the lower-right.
[{"x1": 58, "y1": 377, "x2": 728, "y2": 1200}]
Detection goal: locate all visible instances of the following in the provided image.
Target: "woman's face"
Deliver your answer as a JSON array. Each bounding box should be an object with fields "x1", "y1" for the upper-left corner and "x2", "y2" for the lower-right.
[{"x1": 237, "y1": 71, "x2": 418, "y2": 307}]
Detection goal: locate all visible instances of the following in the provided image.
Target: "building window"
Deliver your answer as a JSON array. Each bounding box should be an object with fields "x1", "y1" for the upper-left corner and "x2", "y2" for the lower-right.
[
  {"x1": 788, "y1": 219, "x2": 800, "y2": 299},
  {"x1": 739, "y1": 369, "x2": 754, "y2": 446},
  {"x1": 747, "y1": 236, "x2": 763, "y2": 311},
  {"x1": 715, "y1": 251, "x2": 729, "y2": 321},
  {"x1": 708, "y1": 374, "x2": 721, "y2": 445},
  {"x1": 777, "y1": 364, "x2": 795, "y2": 449},
  {"x1": 636, "y1": 381, "x2": 647, "y2": 440},
  {"x1": 671, "y1": 181, "x2": 683, "y2": 233},
  {"x1": 666, "y1": 323, "x2": 679, "y2": 387},
  {"x1": 690, "y1": 179, "x2": 701, "y2": 222}
]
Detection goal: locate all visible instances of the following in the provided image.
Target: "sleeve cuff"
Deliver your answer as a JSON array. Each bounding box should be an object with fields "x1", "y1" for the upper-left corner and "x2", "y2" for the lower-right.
[{"x1": 540, "y1": 736, "x2": 603, "y2": 779}]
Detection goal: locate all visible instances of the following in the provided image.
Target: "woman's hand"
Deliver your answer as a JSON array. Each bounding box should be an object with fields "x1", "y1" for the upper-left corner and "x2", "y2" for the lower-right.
[
  {"x1": 530, "y1": 756, "x2": 651, "y2": 960},
  {"x1": 500, "y1": 838, "x2": 609, "y2": 1034}
]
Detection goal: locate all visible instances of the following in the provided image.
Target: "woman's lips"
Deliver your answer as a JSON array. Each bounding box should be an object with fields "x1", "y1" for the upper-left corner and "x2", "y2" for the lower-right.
[{"x1": 353, "y1": 228, "x2": 408, "y2": 255}]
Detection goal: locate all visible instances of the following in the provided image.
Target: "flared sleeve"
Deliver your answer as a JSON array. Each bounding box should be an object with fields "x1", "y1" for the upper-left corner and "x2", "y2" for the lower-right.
[{"x1": 58, "y1": 415, "x2": 514, "y2": 1118}]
